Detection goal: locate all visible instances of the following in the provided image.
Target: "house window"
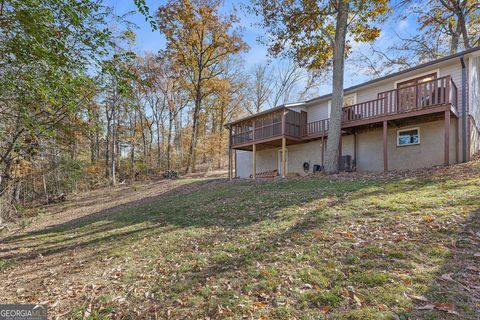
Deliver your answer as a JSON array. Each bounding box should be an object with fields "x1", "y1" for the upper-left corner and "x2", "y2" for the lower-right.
[{"x1": 397, "y1": 128, "x2": 420, "y2": 146}]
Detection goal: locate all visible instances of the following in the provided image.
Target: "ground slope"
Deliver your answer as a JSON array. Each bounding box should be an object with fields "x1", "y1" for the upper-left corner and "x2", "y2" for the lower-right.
[{"x1": 0, "y1": 163, "x2": 479, "y2": 319}]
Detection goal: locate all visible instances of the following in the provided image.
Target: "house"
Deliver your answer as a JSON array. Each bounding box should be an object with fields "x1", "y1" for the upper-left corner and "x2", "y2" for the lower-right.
[{"x1": 226, "y1": 47, "x2": 480, "y2": 178}]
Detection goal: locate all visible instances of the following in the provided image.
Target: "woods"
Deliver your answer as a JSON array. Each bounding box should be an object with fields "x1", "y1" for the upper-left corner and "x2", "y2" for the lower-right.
[
  {"x1": 1, "y1": 0, "x2": 479, "y2": 223},
  {"x1": 0, "y1": 0, "x2": 320, "y2": 223},
  {"x1": 1, "y1": 1, "x2": 480, "y2": 318}
]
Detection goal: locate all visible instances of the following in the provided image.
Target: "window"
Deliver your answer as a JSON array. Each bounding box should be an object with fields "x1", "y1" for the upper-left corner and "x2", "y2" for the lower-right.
[{"x1": 397, "y1": 128, "x2": 420, "y2": 146}]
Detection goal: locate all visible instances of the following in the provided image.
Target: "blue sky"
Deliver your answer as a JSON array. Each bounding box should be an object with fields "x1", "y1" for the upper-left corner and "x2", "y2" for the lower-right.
[{"x1": 103, "y1": 0, "x2": 419, "y2": 97}]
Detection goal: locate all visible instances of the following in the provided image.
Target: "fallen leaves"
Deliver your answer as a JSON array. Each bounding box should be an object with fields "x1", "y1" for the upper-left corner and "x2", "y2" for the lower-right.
[{"x1": 416, "y1": 302, "x2": 460, "y2": 315}]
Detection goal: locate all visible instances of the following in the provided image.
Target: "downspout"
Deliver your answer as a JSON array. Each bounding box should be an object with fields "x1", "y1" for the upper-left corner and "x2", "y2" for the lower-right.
[{"x1": 460, "y1": 56, "x2": 467, "y2": 162}]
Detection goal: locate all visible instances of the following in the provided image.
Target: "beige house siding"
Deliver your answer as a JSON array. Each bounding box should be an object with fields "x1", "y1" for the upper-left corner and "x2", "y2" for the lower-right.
[
  {"x1": 352, "y1": 120, "x2": 458, "y2": 171},
  {"x1": 306, "y1": 101, "x2": 329, "y2": 122}
]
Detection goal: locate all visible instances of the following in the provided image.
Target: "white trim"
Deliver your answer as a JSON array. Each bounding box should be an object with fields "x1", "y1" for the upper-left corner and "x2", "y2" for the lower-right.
[
  {"x1": 397, "y1": 127, "x2": 421, "y2": 147},
  {"x1": 285, "y1": 102, "x2": 306, "y2": 107},
  {"x1": 393, "y1": 69, "x2": 439, "y2": 87}
]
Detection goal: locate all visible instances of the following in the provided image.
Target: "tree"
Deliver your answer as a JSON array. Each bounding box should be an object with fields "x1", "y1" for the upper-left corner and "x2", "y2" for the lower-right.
[
  {"x1": 249, "y1": 0, "x2": 389, "y2": 173},
  {"x1": 0, "y1": 0, "x2": 113, "y2": 222},
  {"x1": 359, "y1": 0, "x2": 479, "y2": 76},
  {"x1": 413, "y1": 0, "x2": 479, "y2": 53},
  {"x1": 248, "y1": 64, "x2": 273, "y2": 114},
  {"x1": 270, "y1": 61, "x2": 309, "y2": 108},
  {"x1": 157, "y1": 0, "x2": 248, "y2": 174}
]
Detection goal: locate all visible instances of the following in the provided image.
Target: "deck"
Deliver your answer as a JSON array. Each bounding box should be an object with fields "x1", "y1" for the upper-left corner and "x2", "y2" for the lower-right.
[{"x1": 229, "y1": 75, "x2": 458, "y2": 151}]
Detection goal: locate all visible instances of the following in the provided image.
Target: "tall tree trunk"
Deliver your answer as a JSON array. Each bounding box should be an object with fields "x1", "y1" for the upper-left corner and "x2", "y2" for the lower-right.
[
  {"x1": 324, "y1": 0, "x2": 349, "y2": 174},
  {"x1": 167, "y1": 114, "x2": 174, "y2": 170},
  {"x1": 0, "y1": 159, "x2": 13, "y2": 224},
  {"x1": 156, "y1": 118, "x2": 162, "y2": 169},
  {"x1": 111, "y1": 107, "x2": 117, "y2": 186},
  {"x1": 456, "y1": 11, "x2": 471, "y2": 49},
  {"x1": 105, "y1": 112, "x2": 111, "y2": 178},
  {"x1": 449, "y1": 22, "x2": 460, "y2": 54},
  {"x1": 186, "y1": 90, "x2": 201, "y2": 174}
]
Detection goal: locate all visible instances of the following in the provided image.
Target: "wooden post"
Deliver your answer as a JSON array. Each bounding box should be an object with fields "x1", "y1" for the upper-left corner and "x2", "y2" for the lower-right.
[
  {"x1": 234, "y1": 149, "x2": 237, "y2": 178},
  {"x1": 353, "y1": 132, "x2": 357, "y2": 170},
  {"x1": 383, "y1": 121, "x2": 388, "y2": 172},
  {"x1": 252, "y1": 144, "x2": 256, "y2": 179},
  {"x1": 228, "y1": 127, "x2": 232, "y2": 181},
  {"x1": 456, "y1": 118, "x2": 459, "y2": 164},
  {"x1": 321, "y1": 135, "x2": 325, "y2": 167},
  {"x1": 444, "y1": 110, "x2": 450, "y2": 166},
  {"x1": 282, "y1": 137, "x2": 286, "y2": 178},
  {"x1": 339, "y1": 134, "x2": 342, "y2": 157}
]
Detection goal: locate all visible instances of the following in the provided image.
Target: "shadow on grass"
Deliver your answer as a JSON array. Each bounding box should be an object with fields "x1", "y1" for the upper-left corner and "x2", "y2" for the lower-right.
[{"x1": 1, "y1": 166, "x2": 479, "y2": 319}]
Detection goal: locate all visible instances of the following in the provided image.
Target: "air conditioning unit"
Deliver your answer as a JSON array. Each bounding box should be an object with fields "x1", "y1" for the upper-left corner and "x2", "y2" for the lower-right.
[{"x1": 339, "y1": 155, "x2": 353, "y2": 172}]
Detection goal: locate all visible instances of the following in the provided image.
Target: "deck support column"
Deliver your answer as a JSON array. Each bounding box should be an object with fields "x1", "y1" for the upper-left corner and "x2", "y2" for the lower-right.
[
  {"x1": 456, "y1": 118, "x2": 459, "y2": 164},
  {"x1": 444, "y1": 110, "x2": 450, "y2": 166},
  {"x1": 339, "y1": 134, "x2": 342, "y2": 157},
  {"x1": 321, "y1": 135, "x2": 325, "y2": 167},
  {"x1": 383, "y1": 121, "x2": 388, "y2": 172},
  {"x1": 353, "y1": 132, "x2": 357, "y2": 171},
  {"x1": 228, "y1": 127, "x2": 233, "y2": 181},
  {"x1": 282, "y1": 137, "x2": 286, "y2": 178},
  {"x1": 252, "y1": 144, "x2": 256, "y2": 179}
]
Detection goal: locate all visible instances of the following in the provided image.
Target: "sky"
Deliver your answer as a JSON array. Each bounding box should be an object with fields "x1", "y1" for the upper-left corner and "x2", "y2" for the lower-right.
[{"x1": 103, "y1": 0, "x2": 419, "y2": 98}]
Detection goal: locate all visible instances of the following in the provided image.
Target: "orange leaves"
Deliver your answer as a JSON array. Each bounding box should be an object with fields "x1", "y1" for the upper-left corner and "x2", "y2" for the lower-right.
[{"x1": 422, "y1": 214, "x2": 435, "y2": 222}]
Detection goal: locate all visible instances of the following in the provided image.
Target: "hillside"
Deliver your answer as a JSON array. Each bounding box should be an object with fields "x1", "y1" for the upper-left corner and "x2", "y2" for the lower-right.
[{"x1": 0, "y1": 162, "x2": 479, "y2": 319}]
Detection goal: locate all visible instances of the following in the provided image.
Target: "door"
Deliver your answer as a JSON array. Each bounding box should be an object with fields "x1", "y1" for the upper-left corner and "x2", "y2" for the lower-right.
[
  {"x1": 397, "y1": 73, "x2": 436, "y2": 112},
  {"x1": 278, "y1": 149, "x2": 288, "y2": 176}
]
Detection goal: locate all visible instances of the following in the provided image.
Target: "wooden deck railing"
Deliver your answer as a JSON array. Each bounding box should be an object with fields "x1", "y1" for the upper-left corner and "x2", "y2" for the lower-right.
[
  {"x1": 231, "y1": 109, "x2": 305, "y2": 145},
  {"x1": 302, "y1": 119, "x2": 329, "y2": 137},
  {"x1": 343, "y1": 75, "x2": 457, "y2": 122},
  {"x1": 231, "y1": 76, "x2": 457, "y2": 146}
]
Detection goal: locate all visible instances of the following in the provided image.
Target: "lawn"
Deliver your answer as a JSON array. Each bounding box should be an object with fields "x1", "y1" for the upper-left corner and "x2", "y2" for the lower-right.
[{"x1": 0, "y1": 162, "x2": 479, "y2": 319}]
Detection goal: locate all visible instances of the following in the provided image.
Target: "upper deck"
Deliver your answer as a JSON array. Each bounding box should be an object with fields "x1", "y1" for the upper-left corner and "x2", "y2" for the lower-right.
[{"x1": 230, "y1": 75, "x2": 458, "y2": 150}]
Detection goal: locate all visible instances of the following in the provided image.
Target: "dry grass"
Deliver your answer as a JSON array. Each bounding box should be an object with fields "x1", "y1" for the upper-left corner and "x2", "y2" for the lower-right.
[{"x1": 0, "y1": 162, "x2": 479, "y2": 319}]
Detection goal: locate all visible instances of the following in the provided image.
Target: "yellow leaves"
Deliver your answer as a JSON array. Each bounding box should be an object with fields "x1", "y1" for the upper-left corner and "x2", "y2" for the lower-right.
[
  {"x1": 11, "y1": 159, "x2": 32, "y2": 178},
  {"x1": 321, "y1": 305, "x2": 331, "y2": 313},
  {"x1": 253, "y1": 301, "x2": 268, "y2": 308}
]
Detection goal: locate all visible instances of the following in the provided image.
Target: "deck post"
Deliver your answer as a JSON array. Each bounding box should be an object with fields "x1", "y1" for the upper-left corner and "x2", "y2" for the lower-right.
[
  {"x1": 383, "y1": 120, "x2": 388, "y2": 172},
  {"x1": 444, "y1": 110, "x2": 450, "y2": 166},
  {"x1": 353, "y1": 132, "x2": 357, "y2": 170},
  {"x1": 456, "y1": 118, "x2": 459, "y2": 164},
  {"x1": 321, "y1": 135, "x2": 325, "y2": 167},
  {"x1": 282, "y1": 137, "x2": 286, "y2": 178},
  {"x1": 228, "y1": 127, "x2": 233, "y2": 181},
  {"x1": 339, "y1": 134, "x2": 342, "y2": 157},
  {"x1": 252, "y1": 144, "x2": 256, "y2": 179}
]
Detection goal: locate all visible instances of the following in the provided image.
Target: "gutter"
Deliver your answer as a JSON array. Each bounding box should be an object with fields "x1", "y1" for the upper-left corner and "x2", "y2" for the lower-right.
[{"x1": 460, "y1": 56, "x2": 467, "y2": 162}]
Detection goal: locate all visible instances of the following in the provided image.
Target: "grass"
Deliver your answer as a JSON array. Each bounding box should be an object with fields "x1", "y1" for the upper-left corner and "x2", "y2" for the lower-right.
[{"x1": 0, "y1": 163, "x2": 479, "y2": 319}]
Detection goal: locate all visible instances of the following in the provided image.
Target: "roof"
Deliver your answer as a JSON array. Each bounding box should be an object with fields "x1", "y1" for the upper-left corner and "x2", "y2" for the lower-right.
[
  {"x1": 227, "y1": 46, "x2": 480, "y2": 126},
  {"x1": 226, "y1": 103, "x2": 306, "y2": 126}
]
